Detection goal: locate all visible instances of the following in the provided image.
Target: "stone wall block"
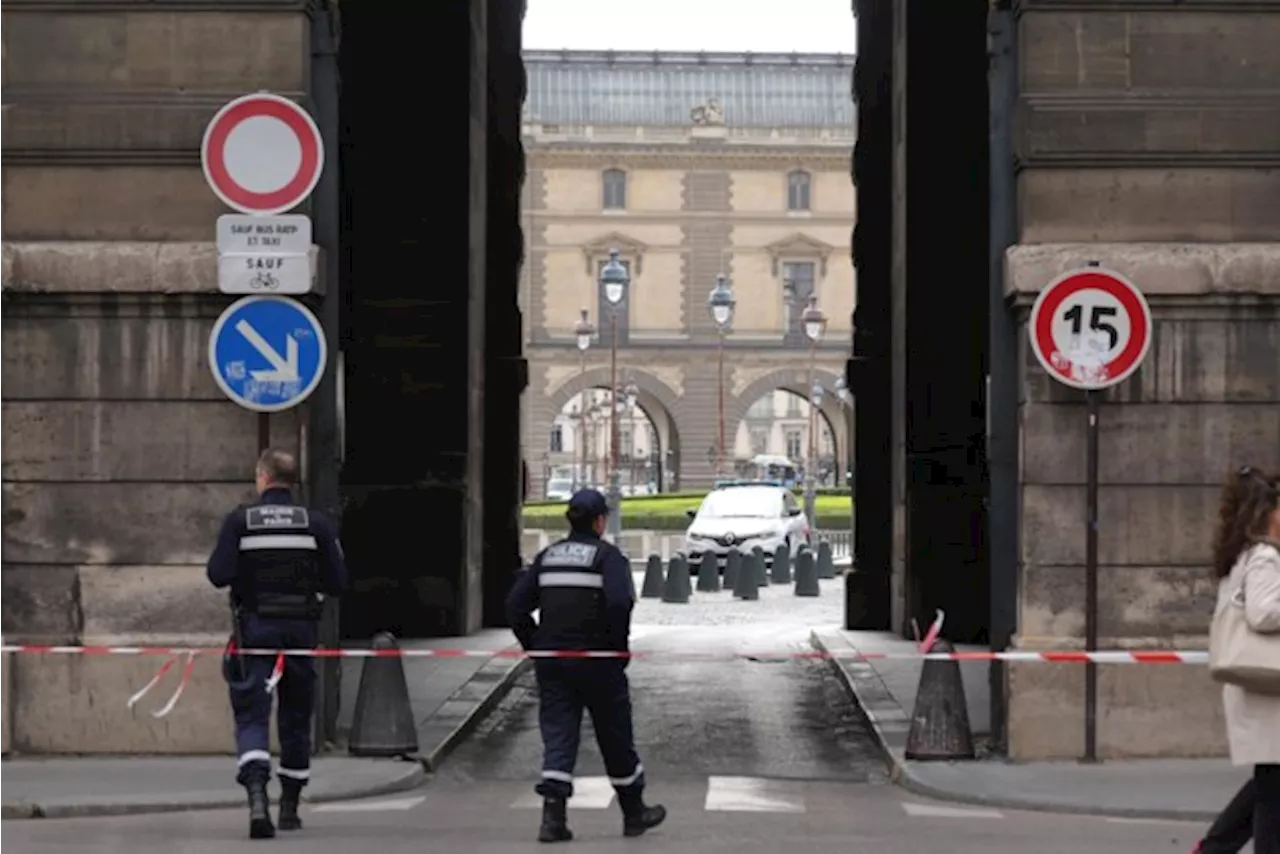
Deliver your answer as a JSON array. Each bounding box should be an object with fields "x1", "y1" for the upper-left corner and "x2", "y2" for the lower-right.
[
  {"x1": 2, "y1": 401, "x2": 301, "y2": 482},
  {"x1": 1020, "y1": 402, "x2": 1280, "y2": 485},
  {"x1": 1006, "y1": 243, "x2": 1280, "y2": 299},
  {"x1": 78, "y1": 566, "x2": 231, "y2": 645},
  {"x1": 1018, "y1": 564, "x2": 1217, "y2": 642},
  {"x1": 3, "y1": 315, "x2": 221, "y2": 401},
  {"x1": 0, "y1": 565, "x2": 80, "y2": 643},
  {"x1": 10, "y1": 654, "x2": 237, "y2": 754},
  {"x1": 1006, "y1": 660, "x2": 1226, "y2": 760},
  {"x1": 2, "y1": 482, "x2": 252, "y2": 566},
  {"x1": 1, "y1": 11, "x2": 308, "y2": 92},
  {"x1": 1020, "y1": 484, "x2": 1219, "y2": 567},
  {"x1": 2, "y1": 242, "x2": 225, "y2": 295},
  {"x1": 1019, "y1": 169, "x2": 1280, "y2": 244}
]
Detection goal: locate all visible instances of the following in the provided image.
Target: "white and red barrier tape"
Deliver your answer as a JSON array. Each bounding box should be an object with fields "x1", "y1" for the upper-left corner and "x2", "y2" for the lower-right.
[
  {"x1": 0, "y1": 644, "x2": 1211, "y2": 664},
  {"x1": 1, "y1": 641, "x2": 1210, "y2": 719}
]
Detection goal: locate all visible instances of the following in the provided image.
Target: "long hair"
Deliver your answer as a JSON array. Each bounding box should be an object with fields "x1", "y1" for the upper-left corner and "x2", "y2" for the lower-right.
[{"x1": 1210, "y1": 466, "x2": 1279, "y2": 579}]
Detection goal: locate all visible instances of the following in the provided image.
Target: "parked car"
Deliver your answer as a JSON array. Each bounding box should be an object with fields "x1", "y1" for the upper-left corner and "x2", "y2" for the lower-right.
[
  {"x1": 544, "y1": 477, "x2": 574, "y2": 501},
  {"x1": 683, "y1": 484, "x2": 810, "y2": 572}
]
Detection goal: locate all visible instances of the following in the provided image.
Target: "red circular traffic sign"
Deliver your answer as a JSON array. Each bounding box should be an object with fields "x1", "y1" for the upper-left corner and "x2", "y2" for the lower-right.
[
  {"x1": 1028, "y1": 268, "x2": 1152, "y2": 391},
  {"x1": 201, "y1": 93, "x2": 323, "y2": 216}
]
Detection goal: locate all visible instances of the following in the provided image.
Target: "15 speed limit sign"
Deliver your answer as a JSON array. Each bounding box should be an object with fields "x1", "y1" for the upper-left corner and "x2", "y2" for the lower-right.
[{"x1": 1028, "y1": 268, "x2": 1153, "y2": 391}]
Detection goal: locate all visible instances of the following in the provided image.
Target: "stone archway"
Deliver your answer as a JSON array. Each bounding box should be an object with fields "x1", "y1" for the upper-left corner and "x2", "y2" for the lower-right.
[
  {"x1": 532, "y1": 367, "x2": 683, "y2": 497},
  {"x1": 728, "y1": 366, "x2": 851, "y2": 484}
]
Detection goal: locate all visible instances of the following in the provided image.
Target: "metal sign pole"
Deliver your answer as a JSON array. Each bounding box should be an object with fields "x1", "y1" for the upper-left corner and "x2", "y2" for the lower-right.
[
  {"x1": 1026, "y1": 264, "x2": 1152, "y2": 766},
  {"x1": 258, "y1": 412, "x2": 271, "y2": 454},
  {"x1": 1083, "y1": 389, "x2": 1100, "y2": 763}
]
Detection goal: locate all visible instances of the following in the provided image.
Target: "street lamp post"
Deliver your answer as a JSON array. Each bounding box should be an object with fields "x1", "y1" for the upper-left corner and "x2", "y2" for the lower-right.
[
  {"x1": 574, "y1": 308, "x2": 595, "y2": 491},
  {"x1": 708, "y1": 274, "x2": 736, "y2": 477},
  {"x1": 599, "y1": 249, "x2": 630, "y2": 540},
  {"x1": 834, "y1": 375, "x2": 853, "y2": 488},
  {"x1": 801, "y1": 295, "x2": 827, "y2": 527},
  {"x1": 624, "y1": 380, "x2": 639, "y2": 493},
  {"x1": 811, "y1": 380, "x2": 826, "y2": 485}
]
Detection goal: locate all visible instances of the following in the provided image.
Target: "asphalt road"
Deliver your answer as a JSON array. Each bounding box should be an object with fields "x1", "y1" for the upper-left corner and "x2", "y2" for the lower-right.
[{"x1": 2, "y1": 615, "x2": 1212, "y2": 852}]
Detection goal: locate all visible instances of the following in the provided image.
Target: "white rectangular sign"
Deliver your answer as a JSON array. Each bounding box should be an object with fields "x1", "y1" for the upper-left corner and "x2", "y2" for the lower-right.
[
  {"x1": 218, "y1": 253, "x2": 313, "y2": 295},
  {"x1": 216, "y1": 214, "x2": 312, "y2": 255}
]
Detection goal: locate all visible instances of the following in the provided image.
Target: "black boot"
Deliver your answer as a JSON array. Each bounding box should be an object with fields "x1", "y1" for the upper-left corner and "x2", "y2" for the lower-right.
[
  {"x1": 537, "y1": 797, "x2": 573, "y2": 843},
  {"x1": 277, "y1": 778, "x2": 303, "y2": 831},
  {"x1": 619, "y1": 792, "x2": 666, "y2": 838},
  {"x1": 245, "y1": 777, "x2": 275, "y2": 840}
]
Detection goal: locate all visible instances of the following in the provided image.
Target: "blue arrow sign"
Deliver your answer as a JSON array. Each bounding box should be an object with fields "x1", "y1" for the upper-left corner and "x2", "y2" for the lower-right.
[{"x1": 208, "y1": 295, "x2": 327, "y2": 412}]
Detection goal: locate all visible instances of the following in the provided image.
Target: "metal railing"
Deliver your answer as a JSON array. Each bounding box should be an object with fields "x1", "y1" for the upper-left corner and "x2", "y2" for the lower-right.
[{"x1": 521, "y1": 527, "x2": 851, "y2": 563}]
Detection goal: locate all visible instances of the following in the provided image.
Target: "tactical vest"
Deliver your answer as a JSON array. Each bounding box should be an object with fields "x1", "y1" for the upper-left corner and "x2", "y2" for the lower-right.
[
  {"x1": 237, "y1": 504, "x2": 323, "y2": 620},
  {"x1": 533, "y1": 536, "x2": 610, "y2": 650}
]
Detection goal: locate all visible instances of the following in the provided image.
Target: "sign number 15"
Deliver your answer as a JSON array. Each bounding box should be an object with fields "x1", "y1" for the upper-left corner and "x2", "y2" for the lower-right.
[{"x1": 1063, "y1": 304, "x2": 1118, "y2": 350}]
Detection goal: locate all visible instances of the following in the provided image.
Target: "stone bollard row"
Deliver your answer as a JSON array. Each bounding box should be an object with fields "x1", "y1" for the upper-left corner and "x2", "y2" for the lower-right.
[
  {"x1": 641, "y1": 554, "x2": 665, "y2": 599},
  {"x1": 723, "y1": 549, "x2": 742, "y2": 591},
  {"x1": 770, "y1": 543, "x2": 791, "y2": 584},
  {"x1": 816, "y1": 540, "x2": 835, "y2": 580},
  {"x1": 751, "y1": 546, "x2": 769, "y2": 586},
  {"x1": 734, "y1": 550, "x2": 761, "y2": 601},
  {"x1": 793, "y1": 548, "x2": 820, "y2": 597},
  {"x1": 662, "y1": 554, "x2": 691, "y2": 603},
  {"x1": 696, "y1": 552, "x2": 721, "y2": 592}
]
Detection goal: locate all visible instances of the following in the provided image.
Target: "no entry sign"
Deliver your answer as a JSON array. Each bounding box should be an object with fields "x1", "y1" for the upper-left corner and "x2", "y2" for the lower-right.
[
  {"x1": 201, "y1": 93, "x2": 324, "y2": 216},
  {"x1": 1028, "y1": 267, "x2": 1153, "y2": 391}
]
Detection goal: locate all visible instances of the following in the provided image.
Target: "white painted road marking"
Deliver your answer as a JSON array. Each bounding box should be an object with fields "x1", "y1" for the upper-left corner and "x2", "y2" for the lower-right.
[
  {"x1": 704, "y1": 776, "x2": 805, "y2": 813},
  {"x1": 512, "y1": 776, "x2": 616, "y2": 810},
  {"x1": 311, "y1": 795, "x2": 426, "y2": 813},
  {"x1": 901, "y1": 802, "x2": 1005, "y2": 819}
]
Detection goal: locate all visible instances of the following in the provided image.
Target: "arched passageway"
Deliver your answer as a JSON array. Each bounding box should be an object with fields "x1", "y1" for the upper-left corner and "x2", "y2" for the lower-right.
[
  {"x1": 532, "y1": 368, "x2": 683, "y2": 499},
  {"x1": 731, "y1": 389, "x2": 845, "y2": 487},
  {"x1": 727, "y1": 368, "x2": 852, "y2": 493},
  {"x1": 541, "y1": 388, "x2": 673, "y2": 496}
]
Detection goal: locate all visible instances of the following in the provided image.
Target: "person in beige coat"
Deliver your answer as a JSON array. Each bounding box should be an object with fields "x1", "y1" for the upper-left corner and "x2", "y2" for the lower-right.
[{"x1": 1195, "y1": 466, "x2": 1280, "y2": 854}]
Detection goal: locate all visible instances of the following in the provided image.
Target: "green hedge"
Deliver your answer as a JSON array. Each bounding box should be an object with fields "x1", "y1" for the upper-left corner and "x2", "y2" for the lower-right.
[
  {"x1": 523, "y1": 486, "x2": 850, "y2": 510},
  {"x1": 522, "y1": 490, "x2": 853, "y2": 531}
]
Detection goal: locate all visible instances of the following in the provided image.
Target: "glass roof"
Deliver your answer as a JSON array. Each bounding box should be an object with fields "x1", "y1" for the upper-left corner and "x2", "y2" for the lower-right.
[{"x1": 523, "y1": 50, "x2": 855, "y2": 128}]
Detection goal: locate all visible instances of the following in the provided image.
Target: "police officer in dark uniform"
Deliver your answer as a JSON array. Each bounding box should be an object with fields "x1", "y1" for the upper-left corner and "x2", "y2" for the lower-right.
[
  {"x1": 206, "y1": 448, "x2": 348, "y2": 839},
  {"x1": 507, "y1": 489, "x2": 666, "y2": 843}
]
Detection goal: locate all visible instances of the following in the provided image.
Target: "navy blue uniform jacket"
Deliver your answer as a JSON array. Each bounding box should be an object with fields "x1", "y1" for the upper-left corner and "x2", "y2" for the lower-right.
[
  {"x1": 206, "y1": 488, "x2": 348, "y2": 601},
  {"x1": 506, "y1": 532, "x2": 634, "y2": 653}
]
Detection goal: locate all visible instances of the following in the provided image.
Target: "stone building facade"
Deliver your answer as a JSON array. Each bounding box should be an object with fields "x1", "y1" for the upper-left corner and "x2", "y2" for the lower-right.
[
  {"x1": 855, "y1": 1, "x2": 1280, "y2": 760},
  {"x1": 519, "y1": 51, "x2": 855, "y2": 497},
  {"x1": 3, "y1": 0, "x2": 1278, "y2": 766}
]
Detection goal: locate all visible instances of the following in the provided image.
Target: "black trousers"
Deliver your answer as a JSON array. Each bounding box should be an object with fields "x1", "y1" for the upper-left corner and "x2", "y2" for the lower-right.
[
  {"x1": 533, "y1": 659, "x2": 645, "y2": 801},
  {"x1": 1199, "y1": 764, "x2": 1280, "y2": 854}
]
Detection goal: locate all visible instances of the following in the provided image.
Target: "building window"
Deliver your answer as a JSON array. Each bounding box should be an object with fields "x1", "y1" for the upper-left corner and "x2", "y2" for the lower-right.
[
  {"x1": 603, "y1": 169, "x2": 627, "y2": 210},
  {"x1": 781, "y1": 260, "x2": 817, "y2": 346},
  {"x1": 750, "y1": 428, "x2": 769, "y2": 455},
  {"x1": 747, "y1": 397, "x2": 772, "y2": 420},
  {"x1": 786, "y1": 394, "x2": 802, "y2": 417},
  {"x1": 785, "y1": 429, "x2": 803, "y2": 460},
  {"x1": 787, "y1": 170, "x2": 811, "y2": 212},
  {"x1": 549, "y1": 424, "x2": 564, "y2": 452},
  {"x1": 620, "y1": 425, "x2": 634, "y2": 459}
]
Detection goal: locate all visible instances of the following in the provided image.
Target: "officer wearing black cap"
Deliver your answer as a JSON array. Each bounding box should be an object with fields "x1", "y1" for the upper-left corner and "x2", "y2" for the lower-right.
[
  {"x1": 206, "y1": 448, "x2": 348, "y2": 839},
  {"x1": 507, "y1": 488, "x2": 666, "y2": 843}
]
